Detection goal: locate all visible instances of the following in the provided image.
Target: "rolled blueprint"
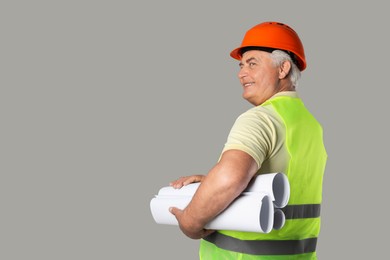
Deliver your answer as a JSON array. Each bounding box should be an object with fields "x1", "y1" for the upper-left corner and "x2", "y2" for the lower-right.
[
  {"x1": 150, "y1": 172, "x2": 290, "y2": 233},
  {"x1": 273, "y1": 208, "x2": 286, "y2": 230},
  {"x1": 150, "y1": 192, "x2": 274, "y2": 233},
  {"x1": 155, "y1": 172, "x2": 289, "y2": 208},
  {"x1": 245, "y1": 172, "x2": 290, "y2": 208}
]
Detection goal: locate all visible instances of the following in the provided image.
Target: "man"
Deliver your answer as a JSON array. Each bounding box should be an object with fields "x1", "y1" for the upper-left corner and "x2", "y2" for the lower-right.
[{"x1": 169, "y1": 21, "x2": 327, "y2": 259}]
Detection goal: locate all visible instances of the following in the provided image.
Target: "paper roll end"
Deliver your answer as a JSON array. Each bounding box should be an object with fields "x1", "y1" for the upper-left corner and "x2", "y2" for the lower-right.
[{"x1": 259, "y1": 195, "x2": 274, "y2": 233}]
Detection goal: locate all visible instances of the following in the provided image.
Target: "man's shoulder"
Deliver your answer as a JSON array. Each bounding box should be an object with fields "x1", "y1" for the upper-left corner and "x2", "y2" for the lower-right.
[{"x1": 236, "y1": 105, "x2": 279, "y2": 125}]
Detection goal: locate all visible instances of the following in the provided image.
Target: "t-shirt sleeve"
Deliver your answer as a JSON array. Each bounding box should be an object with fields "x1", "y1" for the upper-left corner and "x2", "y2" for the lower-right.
[{"x1": 221, "y1": 108, "x2": 277, "y2": 169}]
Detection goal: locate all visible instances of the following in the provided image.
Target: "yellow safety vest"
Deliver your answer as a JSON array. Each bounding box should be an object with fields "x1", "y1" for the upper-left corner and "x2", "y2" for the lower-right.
[{"x1": 200, "y1": 96, "x2": 328, "y2": 259}]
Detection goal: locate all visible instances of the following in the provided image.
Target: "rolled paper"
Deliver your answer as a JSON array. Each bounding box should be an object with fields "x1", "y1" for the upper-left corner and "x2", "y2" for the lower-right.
[
  {"x1": 245, "y1": 172, "x2": 290, "y2": 208},
  {"x1": 273, "y1": 208, "x2": 286, "y2": 230},
  {"x1": 150, "y1": 193, "x2": 274, "y2": 233},
  {"x1": 150, "y1": 173, "x2": 290, "y2": 233},
  {"x1": 155, "y1": 173, "x2": 289, "y2": 208}
]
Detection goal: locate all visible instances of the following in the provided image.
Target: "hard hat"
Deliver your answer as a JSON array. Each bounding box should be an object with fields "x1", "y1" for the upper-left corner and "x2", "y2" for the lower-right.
[{"x1": 230, "y1": 22, "x2": 306, "y2": 71}]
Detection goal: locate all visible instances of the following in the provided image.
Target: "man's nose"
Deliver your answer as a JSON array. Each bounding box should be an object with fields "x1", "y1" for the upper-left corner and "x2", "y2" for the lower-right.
[{"x1": 238, "y1": 67, "x2": 248, "y2": 79}]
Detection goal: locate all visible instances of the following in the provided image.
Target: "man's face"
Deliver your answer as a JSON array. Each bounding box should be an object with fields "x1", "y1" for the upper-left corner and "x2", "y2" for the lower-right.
[{"x1": 238, "y1": 50, "x2": 280, "y2": 106}]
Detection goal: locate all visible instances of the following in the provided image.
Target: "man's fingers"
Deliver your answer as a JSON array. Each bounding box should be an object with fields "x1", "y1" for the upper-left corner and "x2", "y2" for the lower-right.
[
  {"x1": 170, "y1": 176, "x2": 188, "y2": 188},
  {"x1": 182, "y1": 178, "x2": 195, "y2": 186},
  {"x1": 170, "y1": 175, "x2": 205, "y2": 189},
  {"x1": 169, "y1": 207, "x2": 181, "y2": 217}
]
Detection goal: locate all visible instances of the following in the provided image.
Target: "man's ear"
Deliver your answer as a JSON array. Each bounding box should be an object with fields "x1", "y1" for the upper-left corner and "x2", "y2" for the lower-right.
[{"x1": 279, "y1": 60, "x2": 291, "y2": 79}]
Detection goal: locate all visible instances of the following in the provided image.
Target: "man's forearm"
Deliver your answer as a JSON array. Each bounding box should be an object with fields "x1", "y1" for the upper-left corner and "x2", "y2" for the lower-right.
[{"x1": 180, "y1": 150, "x2": 258, "y2": 232}]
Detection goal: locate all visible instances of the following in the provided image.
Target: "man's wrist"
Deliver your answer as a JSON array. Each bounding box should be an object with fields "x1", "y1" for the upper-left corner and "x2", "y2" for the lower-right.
[{"x1": 182, "y1": 208, "x2": 205, "y2": 233}]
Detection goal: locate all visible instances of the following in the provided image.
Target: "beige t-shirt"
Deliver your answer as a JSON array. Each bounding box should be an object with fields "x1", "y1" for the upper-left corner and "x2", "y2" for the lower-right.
[{"x1": 221, "y1": 92, "x2": 298, "y2": 174}]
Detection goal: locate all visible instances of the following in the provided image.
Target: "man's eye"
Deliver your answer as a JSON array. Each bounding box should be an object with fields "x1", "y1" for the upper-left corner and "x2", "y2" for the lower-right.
[{"x1": 249, "y1": 62, "x2": 256, "y2": 67}]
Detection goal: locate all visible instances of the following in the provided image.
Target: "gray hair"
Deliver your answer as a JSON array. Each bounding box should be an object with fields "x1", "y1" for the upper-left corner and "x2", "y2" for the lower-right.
[{"x1": 270, "y1": 50, "x2": 301, "y2": 87}]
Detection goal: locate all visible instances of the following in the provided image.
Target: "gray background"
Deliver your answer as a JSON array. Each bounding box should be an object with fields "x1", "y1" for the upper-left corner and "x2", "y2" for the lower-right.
[{"x1": 1, "y1": 1, "x2": 389, "y2": 259}]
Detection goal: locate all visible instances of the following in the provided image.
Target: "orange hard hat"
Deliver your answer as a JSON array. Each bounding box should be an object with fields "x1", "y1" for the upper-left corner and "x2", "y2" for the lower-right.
[{"x1": 230, "y1": 22, "x2": 306, "y2": 71}]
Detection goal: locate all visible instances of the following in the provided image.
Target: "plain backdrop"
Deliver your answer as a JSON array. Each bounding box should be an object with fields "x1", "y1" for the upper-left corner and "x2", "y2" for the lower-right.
[{"x1": 1, "y1": 1, "x2": 389, "y2": 259}]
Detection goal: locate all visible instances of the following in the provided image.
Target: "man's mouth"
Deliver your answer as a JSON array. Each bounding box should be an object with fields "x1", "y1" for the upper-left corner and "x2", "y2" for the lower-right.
[{"x1": 243, "y1": 82, "x2": 254, "y2": 87}]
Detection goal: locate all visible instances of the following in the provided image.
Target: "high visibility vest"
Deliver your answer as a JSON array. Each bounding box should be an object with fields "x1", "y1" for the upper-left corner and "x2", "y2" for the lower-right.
[{"x1": 200, "y1": 96, "x2": 328, "y2": 259}]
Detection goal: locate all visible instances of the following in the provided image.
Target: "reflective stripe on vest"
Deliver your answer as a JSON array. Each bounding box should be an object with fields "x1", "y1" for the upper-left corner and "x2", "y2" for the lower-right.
[
  {"x1": 204, "y1": 232, "x2": 317, "y2": 255},
  {"x1": 282, "y1": 204, "x2": 321, "y2": 219},
  {"x1": 202, "y1": 204, "x2": 320, "y2": 255}
]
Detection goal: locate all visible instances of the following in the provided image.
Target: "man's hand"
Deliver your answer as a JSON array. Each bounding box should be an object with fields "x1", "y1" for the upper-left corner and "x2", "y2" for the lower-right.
[
  {"x1": 169, "y1": 175, "x2": 205, "y2": 189},
  {"x1": 169, "y1": 207, "x2": 214, "y2": 239}
]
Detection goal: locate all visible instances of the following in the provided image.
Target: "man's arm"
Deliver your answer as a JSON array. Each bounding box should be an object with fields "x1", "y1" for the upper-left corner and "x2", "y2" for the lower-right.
[{"x1": 169, "y1": 149, "x2": 258, "y2": 239}]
